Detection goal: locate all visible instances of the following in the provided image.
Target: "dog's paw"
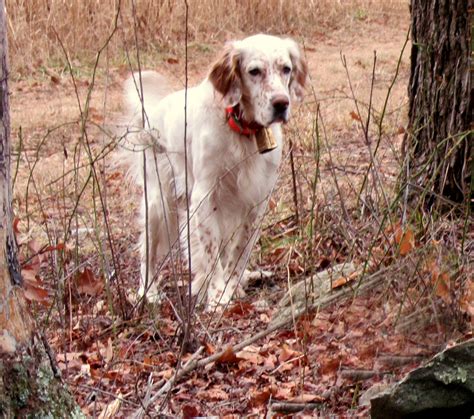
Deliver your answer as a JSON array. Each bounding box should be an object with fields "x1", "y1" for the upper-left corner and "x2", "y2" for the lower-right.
[
  {"x1": 206, "y1": 283, "x2": 245, "y2": 310},
  {"x1": 241, "y1": 269, "x2": 273, "y2": 288},
  {"x1": 245, "y1": 269, "x2": 273, "y2": 280}
]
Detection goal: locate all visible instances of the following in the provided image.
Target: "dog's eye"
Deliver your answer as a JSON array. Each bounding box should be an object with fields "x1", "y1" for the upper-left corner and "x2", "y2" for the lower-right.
[
  {"x1": 282, "y1": 66, "x2": 292, "y2": 75},
  {"x1": 249, "y1": 68, "x2": 261, "y2": 76}
]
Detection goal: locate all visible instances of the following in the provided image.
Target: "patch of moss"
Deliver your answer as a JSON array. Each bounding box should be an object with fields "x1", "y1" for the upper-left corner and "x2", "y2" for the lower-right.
[{"x1": 0, "y1": 338, "x2": 85, "y2": 418}]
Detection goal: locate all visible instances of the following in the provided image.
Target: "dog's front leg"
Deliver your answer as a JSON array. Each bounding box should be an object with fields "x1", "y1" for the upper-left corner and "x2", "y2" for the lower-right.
[
  {"x1": 187, "y1": 183, "x2": 229, "y2": 308},
  {"x1": 220, "y1": 203, "x2": 266, "y2": 300}
]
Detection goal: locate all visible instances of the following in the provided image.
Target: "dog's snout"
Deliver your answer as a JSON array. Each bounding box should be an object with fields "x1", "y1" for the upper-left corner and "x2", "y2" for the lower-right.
[{"x1": 272, "y1": 95, "x2": 289, "y2": 114}]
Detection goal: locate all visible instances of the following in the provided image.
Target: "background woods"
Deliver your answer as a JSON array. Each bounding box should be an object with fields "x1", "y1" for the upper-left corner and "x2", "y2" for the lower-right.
[{"x1": 1, "y1": 0, "x2": 472, "y2": 416}]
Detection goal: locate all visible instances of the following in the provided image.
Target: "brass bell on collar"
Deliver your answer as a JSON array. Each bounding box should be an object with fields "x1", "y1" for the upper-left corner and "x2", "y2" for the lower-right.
[{"x1": 255, "y1": 128, "x2": 278, "y2": 154}]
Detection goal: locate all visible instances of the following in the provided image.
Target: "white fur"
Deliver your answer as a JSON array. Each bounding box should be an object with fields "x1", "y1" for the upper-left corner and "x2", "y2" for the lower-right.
[{"x1": 120, "y1": 34, "x2": 306, "y2": 307}]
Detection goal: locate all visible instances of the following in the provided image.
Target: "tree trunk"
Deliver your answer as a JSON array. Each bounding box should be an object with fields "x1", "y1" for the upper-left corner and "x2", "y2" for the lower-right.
[
  {"x1": 0, "y1": 2, "x2": 83, "y2": 416},
  {"x1": 407, "y1": 0, "x2": 472, "y2": 205}
]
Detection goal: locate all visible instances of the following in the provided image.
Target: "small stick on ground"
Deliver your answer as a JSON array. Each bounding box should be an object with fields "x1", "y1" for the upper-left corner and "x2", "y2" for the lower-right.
[{"x1": 269, "y1": 401, "x2": 323, "y2": 414}]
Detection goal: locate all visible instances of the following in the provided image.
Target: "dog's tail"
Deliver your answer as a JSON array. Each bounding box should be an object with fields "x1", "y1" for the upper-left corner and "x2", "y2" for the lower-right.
[
  {"x1": 123, "y1": 71, "x2": 172, "y2": 127},
  {"x1": 116, "y1": 71, "x2": 172, "y2": 187}
]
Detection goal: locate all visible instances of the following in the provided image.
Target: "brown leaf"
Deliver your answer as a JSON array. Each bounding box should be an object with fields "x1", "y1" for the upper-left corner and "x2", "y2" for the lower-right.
[
  {"x1": 275, "y1": 382, "x2": 295, "y2": 399},
  {"x1": 13, "y1": 217, "x2": 20, "y2": 235},
  {"x1": 27, "y1": 238, "x2": 42, "y2": 254},
  {"x1": 433, "y1": 271, "x2": 451, "y2": 303},
  {"x1": 394, "y1": 225, "x2": 415, "y2": 256},
  {"x1": 156, "y1": 368, "x2": 174, "y2": 379},
  {"x1": 267, "y1": 247, "x2": 288, "y2": 265},
  {"x1": 88, "y1": 107, "x2": 105, "y2": 124},
  {"x1": 182, "y1": 404, "x2": 200, "y2": 419},
  {"x1": 105, "y1": 338, "x2": 114, "y2": 363},
  {"x1": 50, "y1": 75, "x2": 60, "y2": 85},
  {"x1": 43, "y1": 243, "x2": 65, "y2": 252},
  {"x1": 167, "y1": 57, "x2": 179, "y2": 64},
  {"x1": 97, "y1": 396, "x2": 121, "y2": 419},
  {"x1": 268, "y1": 197, "x2": 277, "y2": 211},
  {"x1": 224, "y1": 301, "x2": 254, "y2": 318},
  {"x1": 278, "y1": 343, "x2": 300, "y2": 363},
  {"x1": 350, "y1": 111, "x2": 362, "y2": 122},
  {"x1": 236, "y1": 348, "x2": 264, "y2": 365},
  {"x1": 204, "y1": 341, "x2": 215, "y2": 355},
  {"x1": 22, "y1": 268, "x2": 38, "y2": 283},
  {"x1": 263, "y1": 352, "x2": 277, "y2": 369},
  {"x1": 24, "y1": 276, "x2": 49, "y2": 304},
  {"x1": 215, "y1": 346, "x2": 240, "y2": 365},
  {"x1": 76, "y1": 268, "x2": 104, "y2": 296},
  {"x1": 249, "y1": 388, "x2": 272, "y2": 407},
  {"x1": 319, "y1": 357, "x2": 340, "y2": 375},
  {"x1": 460, "y1": 281, "x2": 474, "y2": 317},
  {"x1": 425, "y1": 259, "x2": 451, "y2": 303}
]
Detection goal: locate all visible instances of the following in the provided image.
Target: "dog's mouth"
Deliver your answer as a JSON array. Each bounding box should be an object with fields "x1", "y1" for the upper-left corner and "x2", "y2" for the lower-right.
[
  {"x1": 255, "y1": 113, "x2": 288, "y2": 129},
  {"x1": 271, "y1": 114, "x2": 288, "y2": 125}
]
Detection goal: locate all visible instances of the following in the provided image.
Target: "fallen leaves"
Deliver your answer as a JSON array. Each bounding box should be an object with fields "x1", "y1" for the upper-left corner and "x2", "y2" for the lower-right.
[
  {"x1": 236, "y1": 345, "x2": 264, "y2": 365},
  {"x1": 215, "y1": 346, "x2": 240, "y2": 365},
  {"x1": 75, "y1": 268, "x2": 104, "y2": 296},
  {"x1": 97, "y1": 396, "x2": 122, "y2": 419},
  {"x1": 383, "y1": 221, "x2": 416, "y2": 257},
  {"x1": 349, "y1": 111, "x2": 362, "y2": 122},
  {"x1": 460, "y1": 280, "x2": 474, "y2": 320},
  {"x1": 394, "y1": 225, "x2": 415, "y2": 256},
  {"x1": 22, "y1": 267, "x2": 49, "y2": 304},
  {"x1": 249, "y1": 387, "x2": 274, "y2": 407},
  {"x1": 23, "y1": 277, "x2": 49, "y2": 304},
  {"x1": 424, "y1": 259, "x2": 452, "y2": 304},
  {"x1": 278, "y1": 343, "x2": 302, "y2": 364}
]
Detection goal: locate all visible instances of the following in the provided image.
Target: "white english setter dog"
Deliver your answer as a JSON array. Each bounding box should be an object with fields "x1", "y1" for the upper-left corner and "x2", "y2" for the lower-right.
[{"x1": 122, "y1": 34, "x2": 307, "y2": 308}]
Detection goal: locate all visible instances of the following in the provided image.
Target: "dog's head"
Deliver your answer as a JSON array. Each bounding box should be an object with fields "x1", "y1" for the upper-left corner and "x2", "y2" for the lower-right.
[{"x1": 209, "y1": 34, "x2": 307, "y2": 128}]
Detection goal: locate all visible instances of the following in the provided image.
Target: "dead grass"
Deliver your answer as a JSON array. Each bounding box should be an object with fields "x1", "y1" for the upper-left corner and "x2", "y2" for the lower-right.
[{"x1": 7, "y1": 0, "x2": 408, "y2": 76}]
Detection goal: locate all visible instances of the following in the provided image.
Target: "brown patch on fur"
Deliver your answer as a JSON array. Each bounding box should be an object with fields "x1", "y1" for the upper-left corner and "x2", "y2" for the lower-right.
[
  {"x1": 208, "y1": 46, "x2": 241, "y2": 97},
  {"x1": 288, "y1": 41, "x2": 308, "y2": 101},
  {"x1": 293, "y1": 57, "x2": 308, "y2": 90},
  {"x1": 208, "y1": 44, "x2": 256, "y2": 122}
]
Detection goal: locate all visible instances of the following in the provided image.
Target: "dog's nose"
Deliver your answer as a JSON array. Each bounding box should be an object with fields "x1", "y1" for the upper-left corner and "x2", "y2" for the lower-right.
[{"x1": 272, "y1": 95, "x2": 289, "y2": 115}]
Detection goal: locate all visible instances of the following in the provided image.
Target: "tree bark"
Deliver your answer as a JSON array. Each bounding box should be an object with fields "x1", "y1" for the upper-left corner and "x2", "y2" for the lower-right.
[
  {"x1": 406, "y1": 0, "x2": 472, "y2": 205},
  {"x1": 0, "y1": 2, "x2": 83, "y2": 416}
]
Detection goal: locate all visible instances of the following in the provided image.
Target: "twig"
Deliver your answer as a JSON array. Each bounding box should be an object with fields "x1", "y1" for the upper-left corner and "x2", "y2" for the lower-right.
[
  {"x1": 289, "y1": 139, "x2": 300, "y2": 225},
  {"x1": 269, "y1": 401, "x2": 322, "y2": 414},
  {"x1": 339, "y1": 369, "x2": 386, "y2": 380}
]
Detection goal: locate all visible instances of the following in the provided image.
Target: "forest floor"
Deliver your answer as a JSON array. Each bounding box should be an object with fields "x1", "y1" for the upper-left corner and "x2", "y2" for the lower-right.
[{"x1": 9, "y1": 9, "x2": 472, "y2": 418}]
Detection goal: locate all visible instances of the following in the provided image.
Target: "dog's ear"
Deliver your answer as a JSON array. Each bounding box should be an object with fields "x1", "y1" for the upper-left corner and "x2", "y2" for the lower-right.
[
  {"x1": 208, "y1": 44, "x2": 242, "y2": 107},
  {"x1": 286, "y1": 39, "x2": 308, "y2": 102}
]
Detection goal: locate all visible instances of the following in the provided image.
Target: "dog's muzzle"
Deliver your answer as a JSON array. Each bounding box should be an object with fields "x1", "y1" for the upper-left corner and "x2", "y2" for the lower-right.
[{"x1": 271, "y1": 94, "x2": 290, "y2": 122}]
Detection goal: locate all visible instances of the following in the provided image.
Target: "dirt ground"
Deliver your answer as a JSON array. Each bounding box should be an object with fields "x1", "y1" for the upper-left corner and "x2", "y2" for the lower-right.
[{"x1": 9, "y1": 11, "x2": 471, "y2": 418}]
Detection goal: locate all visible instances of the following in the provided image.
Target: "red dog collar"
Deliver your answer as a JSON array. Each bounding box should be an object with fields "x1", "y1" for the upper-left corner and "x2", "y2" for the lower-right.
[{"x1": 225, "y1": 105, "x2": 261, "y2": 137}]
